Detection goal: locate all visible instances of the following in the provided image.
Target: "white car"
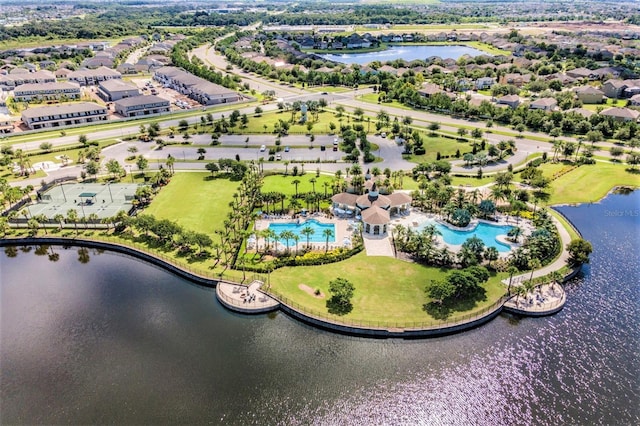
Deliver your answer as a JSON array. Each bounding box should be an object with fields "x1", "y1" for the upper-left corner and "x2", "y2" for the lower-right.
[{"x1": 260, "y1": 145, "x2": 266, "y2": 152}]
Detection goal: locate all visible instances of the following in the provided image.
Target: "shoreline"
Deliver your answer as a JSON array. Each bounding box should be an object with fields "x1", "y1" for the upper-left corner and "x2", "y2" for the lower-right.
[{"x1": 0, "y1": 232, "x2": 577, "y2": 338}]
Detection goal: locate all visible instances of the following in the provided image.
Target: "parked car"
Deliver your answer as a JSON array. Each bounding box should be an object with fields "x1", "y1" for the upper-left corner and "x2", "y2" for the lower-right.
[
  {"x1": 260, "y1": 145, "x2": 266, "y2": 152},
  {"x1": 284, "y1": 146, "x2": 290, "y2": 152}
]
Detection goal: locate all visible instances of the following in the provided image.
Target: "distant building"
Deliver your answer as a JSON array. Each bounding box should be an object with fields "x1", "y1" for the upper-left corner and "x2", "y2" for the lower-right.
[
  {"x1": 68, "y1": 66, "x2": 122, "y2": 86},
  {"x1": 496, "y1": 94, "x2": 520, "y2": 108},
  {"x1": 475, "y1": 77, "x2": 496, "y2": 90},
  {"x1": 574, "y1": 86, "x2": 604, "y2": 104},
  {"x1": 0, "y1": 70, "x2": 56, "y2": 91},
  {"x1": 13, "y1": 82, "x2": 81, "y2": 102},
  {"x1": 599, "y1": 107, "x2": 640, "y2": 122},
  {"x1": 114, "y1": 95, "x2": 170, "y2": 117},
  {"x1": 602, "y1": 79, "x2": 627, "y2": 99},
  {"x1": 0, "y1": 113, "x2": 15, "y2": 133},
  {"x1": 97, "y1": 79, "x2": 140, "y2": 102},
  {"x1": 529, "y1": 97, "x2": 558, "y2": 111},
  {"x1": 154, "y1": 66, "x2": 241, "y2": 106},
  {"x1": 21, "y1": 102, "x2": 108, "y2": 130}
]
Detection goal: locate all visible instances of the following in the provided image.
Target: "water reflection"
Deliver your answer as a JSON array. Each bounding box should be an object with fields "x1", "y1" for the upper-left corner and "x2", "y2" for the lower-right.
[{"x1": 1, "y1": 191, "x2": 639, "y2": 424}]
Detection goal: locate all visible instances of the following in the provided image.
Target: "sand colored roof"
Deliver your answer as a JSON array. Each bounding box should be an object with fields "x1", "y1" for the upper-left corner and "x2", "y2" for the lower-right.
[
  {"x1": 356, "y1": 192, "x2": 391, "y2": 209},
  {"x1": 361, "y1": 206, "x2": 390, "y2": 225},
  {"x1": 387, "y1": 192, "x2": 412, "y2": 206},
  {"x1": 600, "y1": 107, "x2": 640, "y2": 120},
  {"x1": 331, "y1": 192, "x2": 358, "y2": 206}
]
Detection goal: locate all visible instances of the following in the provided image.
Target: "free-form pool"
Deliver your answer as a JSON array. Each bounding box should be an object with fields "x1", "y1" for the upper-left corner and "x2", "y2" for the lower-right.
[
  {"x1": 418, "y1": 220, "x2": 514, "y2": 252},
  {"x1": 268, "y1": 219, "x2": 336, "y2": 246}
]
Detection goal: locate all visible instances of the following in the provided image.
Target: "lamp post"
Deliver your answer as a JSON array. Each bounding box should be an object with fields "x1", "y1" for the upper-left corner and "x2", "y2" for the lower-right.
[
  {"x1": 107, "y1": 182, "x2": 113, "y2": 202},
  {"x1": 59, "y1": 183, "x2": 67, "y2": 202}
]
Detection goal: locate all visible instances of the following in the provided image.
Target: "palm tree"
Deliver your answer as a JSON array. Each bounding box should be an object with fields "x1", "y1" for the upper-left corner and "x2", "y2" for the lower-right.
[
  {"x1": 292, "y1": 234, "x2": 300, "y2": 254},
  {"x1": 322, "y1": 228, "x2": 334, "y2": 253},
  {"x1": 53, "y1": 213, "x2": 65, "y2": 231},
  {"x1": 301, "y1": 225, "x2": 315, "y2": 248},
  {"x1": 506, "y1": 265, "x2": 519, "y2": 295},
  {"x1": 309, "y1": 177, "x2": 317, "y2": 194},
  {"x1": 550, "y1": 270, "x2": 563, "y2": 291},
  {"x1": 291, "y1": 179, "x2": 301, "y2": 196},
  {"x1": 528, "y1": 258, "x2": 542, "y2": 285},
  {"x1": 66, "y1": 209, "x2": 79, "y2": 235},
  {"x1": 485, "y1": 246, "x2": 499, "y2": 268},
  {"x1": 280, "y1": 230, "x2": 295, "y2": 253}
]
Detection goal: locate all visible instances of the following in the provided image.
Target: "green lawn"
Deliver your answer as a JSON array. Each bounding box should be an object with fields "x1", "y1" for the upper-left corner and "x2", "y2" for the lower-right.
[
  {"x1": 144, "y1": 172, "x2": 239, "y2": 237},
  {"x1": 269, "y1": 252, "x2": 507, "y2": 326},
  {"x1": 582, "y1": 98, "x2": 627, "y2": 112},
  {"x1": 306, "y1": 86, "x2": 352, "y2": 93},
  {"x1": 227, "y1": 110, "x2": 339, "y2": 135},
  {"x1": 546, "y1": 162, "x2": 640, "y2": 205}
]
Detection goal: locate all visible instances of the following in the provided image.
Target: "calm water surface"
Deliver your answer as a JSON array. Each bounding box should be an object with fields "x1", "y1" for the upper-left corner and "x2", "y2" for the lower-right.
[
  {"x1": 1, "y1": 192, "x2": 639, "y2": 425},
  {"x1": 320, "y1": 44, "x2": 484, "y2": 65}
]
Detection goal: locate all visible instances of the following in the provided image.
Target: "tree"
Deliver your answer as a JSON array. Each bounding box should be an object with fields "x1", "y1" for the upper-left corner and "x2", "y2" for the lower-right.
[
  {"x1": 326, "y1": 277, "x2": 355, "y2": 315},
  {"x1": 205, "y1": 162, "x2": 219, "y2": 176},
  {"x1": 39, "y1": 142, "x2": 53, "y2": 152},
  {"x1": 66, "y1": 208, "x2": 79, "y2": 235},
  {"x1": 427, "y1": 279, "x2": 455, "y2": 305},
  {"x1": 136, "y1": 155, "x2": 148, "y2": 177},
  {"x1": 567, "y1": 238, "x2": 593, "y2": 267},
  {"x1": 291, "y1": 179, "x2": 301, "y2": 196},
  {"x1": 301, "y1": 225, "x2": 314, "y2": 248},
  {"x1": 485, "y1": 247, "x2": 499, "y2": 268},
  {"x1": 78, "y1": 134, "x2": 88, "y2": 146},
  {"x1": 85, "y1": 160, "x2": 100, "y2": 179},
  {"x1": 105, "y1": 159, "x2": 123, "y2": 180},
  {"x1": 254, "y1": 106, "x2": 263, "y2": 116},
  {"x1": 322, "y1": 228, "x2": 334, "y2": 253}
]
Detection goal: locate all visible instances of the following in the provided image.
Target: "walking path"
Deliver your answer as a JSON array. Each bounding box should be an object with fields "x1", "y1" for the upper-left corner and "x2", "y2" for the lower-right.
[{"x1": 362, "y1": 234, "x2": 395, "y2": 257}]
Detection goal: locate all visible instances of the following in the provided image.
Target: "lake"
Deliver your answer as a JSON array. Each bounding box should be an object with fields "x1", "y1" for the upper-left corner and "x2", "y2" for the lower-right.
[
  {"x1": 1, "y1": 190, "x2": 639, "y2": 424},
  {"x1": 320, "y1": 44, "x2": 485, "y2": 65}
]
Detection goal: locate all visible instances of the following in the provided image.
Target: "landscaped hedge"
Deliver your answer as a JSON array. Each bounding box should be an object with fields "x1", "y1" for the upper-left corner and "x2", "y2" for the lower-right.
[{"x1": 239, "y1": 244, "x2": 364, "y2": 273}]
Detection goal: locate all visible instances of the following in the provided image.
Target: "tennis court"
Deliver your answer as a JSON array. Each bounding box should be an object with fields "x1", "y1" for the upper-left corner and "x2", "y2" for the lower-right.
[{"x1": 28, "y1": 183, "x2": 141, "y2": 220}]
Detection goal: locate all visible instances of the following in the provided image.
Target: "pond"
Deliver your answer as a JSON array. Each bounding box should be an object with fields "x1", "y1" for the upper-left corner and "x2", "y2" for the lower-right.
[
  {"x1": 319, "y1": 44, "x2": 485, "y2": 65},
  {"x1": 1, "y1": 191, "x2": 638, "y2": 424}
]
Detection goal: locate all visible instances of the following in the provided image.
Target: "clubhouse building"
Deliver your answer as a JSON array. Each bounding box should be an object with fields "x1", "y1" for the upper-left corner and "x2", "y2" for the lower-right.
[{"x1": 331, "y1": 183, "x2": 411, "y2": 235}]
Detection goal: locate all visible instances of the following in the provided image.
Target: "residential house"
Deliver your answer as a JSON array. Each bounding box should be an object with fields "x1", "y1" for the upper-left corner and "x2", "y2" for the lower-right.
[
  {"x1": 574, "y1": 86, "x2": 604, "y2": 104},
  {"x1": 0, "y1": 113, "x2": 15, "y2": 133},
  {"x1": 13, "y1": 82, "x2": 81, "y2": 102},
  {"x1": 417, "y1": 83, "x2": 442, "y2": 98},
  {"x1": 529, "y1": 97, "x2": 558, "y2": 111},
  {"x1": 68, "y1": 67, "x2": 122, "y2": 86},
  {"x1": 475, "y1": 77, "x2": 496, "y2": 90},
  {"x1": 496, "y1": 94, "x2": 520, "y2": 108},
  {"x1": 566, "y1": 107, "x2": 595, "y2": 119},
  {"x1": 499, "y1": 73, "x2": 531, "y2": 87},
  {"x1": 566, "y1": 67, "x2": 598, "y2": 80},
  {"x1": 97, "y1": 79, "x2": 140, "y2": 102},
  {"x1": 599, "y1": 107, "x2": 640, "y2": 122},
  {"x1": 602, "y1": 79, "x2": 627, "y2": 99},
  {"x1": 154, "y1": 66, "x2": 240, "y2": 106},
  {"x1": 55, "y1": 68, "x2": 72, "y2": 79},
  {"x1": 114, "y1": 95, "x2": 170, "y2": 117},
  {"x1": 629, "y1": 94, "x2": 640, "y2": 106},
  {"x1": 0, "y1": 70, "x2": 56, "y2": 91},
  {"x1": 21, "y1": 102, "x2": 108, "y2": 130}
]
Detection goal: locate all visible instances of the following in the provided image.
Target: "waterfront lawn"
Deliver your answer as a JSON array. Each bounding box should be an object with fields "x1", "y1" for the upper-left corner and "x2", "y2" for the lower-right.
[
  {"x1": 546, "y1": 162, "x2": 640, "y2": 205},
  {"x1": 269, "y1": 252, "x2": 506, "y2": 325},
  {"x1": 144, "y1": 172, "x2": 238, "y2": 237}
]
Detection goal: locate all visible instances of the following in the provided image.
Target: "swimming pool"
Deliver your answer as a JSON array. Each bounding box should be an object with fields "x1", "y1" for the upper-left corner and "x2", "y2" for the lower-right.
[
  {"x1": 268, "y1": 219, "x2": 336, "y2": 246},
  {"x1": 418, "y1": 220, "x2": 514, "y2": 252}
]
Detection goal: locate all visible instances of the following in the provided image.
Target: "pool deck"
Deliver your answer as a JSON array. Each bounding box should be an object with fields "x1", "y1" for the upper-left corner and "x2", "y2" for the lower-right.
[
  {"x1": 253, "y1": 214, "x2": 356, "y2": 252},
  {"x1": 391, "y1": 210, "x2": 532, "y2": 256}
]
